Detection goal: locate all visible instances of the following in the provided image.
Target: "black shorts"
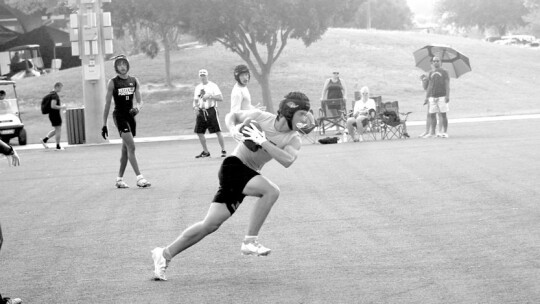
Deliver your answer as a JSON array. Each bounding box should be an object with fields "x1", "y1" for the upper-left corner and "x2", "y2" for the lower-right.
[
  {"x1": 213, "y1": 156, "x2": 260, "y2": 215},
  {"x1": 113, "y1": 111, "x2": 136, "y2": 137},
  {"x1": 194, "y1": 107, "x2": 221, "y2": 134},
  {"x1": 49, "y1": 111, "x2": 62, "y2": 127}
]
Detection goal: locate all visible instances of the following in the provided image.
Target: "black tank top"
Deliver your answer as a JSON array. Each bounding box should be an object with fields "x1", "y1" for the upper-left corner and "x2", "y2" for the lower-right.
[
  {"x1": 327, "y1": 78, "x2": 343, "y2": 99},
  {"x1": 112, "y1": 76, "x2": 137, "y2": 113}
]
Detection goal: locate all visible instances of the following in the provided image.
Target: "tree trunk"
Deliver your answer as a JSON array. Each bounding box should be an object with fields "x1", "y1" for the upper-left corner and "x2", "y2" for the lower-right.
[
  {"x1": 260, "y1": 72, "x2": 274, "y2": 113},
  {"x1": 163, "y1": 39, "x2": 172, "y2": 87}
]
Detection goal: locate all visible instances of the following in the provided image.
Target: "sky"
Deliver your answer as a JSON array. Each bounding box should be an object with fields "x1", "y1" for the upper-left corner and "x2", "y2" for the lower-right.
[{"x1": 407, "y1": 0, "x2": 435, "y2": 19}]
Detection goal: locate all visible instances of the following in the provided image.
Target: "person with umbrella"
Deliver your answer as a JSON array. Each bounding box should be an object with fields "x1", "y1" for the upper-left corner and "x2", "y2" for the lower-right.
[
  {"x1": 414, "y1": 44, "x2": 471, "y2": 138},
  {"x1": 422, "y1": 56, "x2": 450, "y2": 138}
]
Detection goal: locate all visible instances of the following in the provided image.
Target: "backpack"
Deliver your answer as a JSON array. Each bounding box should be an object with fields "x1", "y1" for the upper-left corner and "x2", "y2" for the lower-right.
[
  {"x1": 381, "y1": 110, "x2": 399, "y2": 124},
  {"x1": 41, "y1": 92, "x2": 55, "y2": 114}
]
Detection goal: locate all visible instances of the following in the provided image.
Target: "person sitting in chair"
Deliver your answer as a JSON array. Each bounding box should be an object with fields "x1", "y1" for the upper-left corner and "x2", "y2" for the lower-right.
[{"x1": 346, "y1": 86, "x2": 376, "y2": 142}]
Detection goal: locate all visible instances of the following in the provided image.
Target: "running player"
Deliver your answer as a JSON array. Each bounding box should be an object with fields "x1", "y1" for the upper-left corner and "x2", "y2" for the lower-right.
[
  {"x1": 151, "y1": 91, "x2": 312, "y2": 281},
  {"x1": 102, "y1": 55, "x2": 151, "y2": 188}
]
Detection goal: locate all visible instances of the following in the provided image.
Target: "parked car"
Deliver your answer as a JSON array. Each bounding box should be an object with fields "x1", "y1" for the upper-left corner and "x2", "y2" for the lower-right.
[{"x1": 0, "y1": 80, "x2": 26, "y2": 145}]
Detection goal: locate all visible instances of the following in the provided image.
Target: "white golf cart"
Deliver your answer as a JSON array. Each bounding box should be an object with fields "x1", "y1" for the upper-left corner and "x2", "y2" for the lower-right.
[{"x1": 0, "y1": 80, "x2": 27, "y2": 145}]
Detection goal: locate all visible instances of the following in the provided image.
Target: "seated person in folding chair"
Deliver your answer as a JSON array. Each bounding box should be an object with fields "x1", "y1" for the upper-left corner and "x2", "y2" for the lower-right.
[
  {"x1": 320, "y1": 71, "x2": 347, "y2": 132},
  {"x1": 346, "y1": 86, "x2": 376, "y2": 142}
]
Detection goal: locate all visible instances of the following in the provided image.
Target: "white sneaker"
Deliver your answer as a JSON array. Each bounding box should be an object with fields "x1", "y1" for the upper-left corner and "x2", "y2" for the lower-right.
[
  {"x1": 151, "y1": 247, "x2": 169, "y2": 281},
  {"x1": 137, "y1": 178, "x2": 151, "y2": 188},
  {"x1": 241, "y1": 241, "x2": 271, "y2": 256},
  {"x1": 421, "y1": 133, "x2": 434, "y2": 139},
  {"x1": 441, "y1": 133, "x2": 449, "y2": 138},
  {"x1": 115, "y1": 180, "x2": 129, "y2": 188},
  {"x1": 418, "y1": 132, "x2": 428, "y2": 138},
  {"x1": 40, "y1": 139, "x2": 49, "y2": 149}
]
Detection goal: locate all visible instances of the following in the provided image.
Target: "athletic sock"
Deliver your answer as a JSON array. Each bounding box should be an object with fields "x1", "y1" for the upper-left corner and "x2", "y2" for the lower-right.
[
  {"x1": 43, "y1": 137, "x2": 48, "y2": 143},
  {"x1": 116, "y1": 177, "x2": 123, "y2": 182},
  {"x1": 163, "y1": 247, "x2": 172, "y2": 261},
  {"x1": 243, "y1": 235, "x2": 258, "y2": 243},
  {"x1": 136, "y1": 174, "x2": 144, "y2": 181}
]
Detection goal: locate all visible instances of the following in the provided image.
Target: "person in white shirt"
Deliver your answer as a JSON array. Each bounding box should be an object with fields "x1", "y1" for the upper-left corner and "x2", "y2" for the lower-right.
[
  {"x1": 230, "y1": 64, "x2": 265, "y2": 112},
  {"x1": 346, "y1": 86, "x2": 376, "y2": 142},
  {"x1": 193, "y1": 69, "x2": 226, "y2": 158}
]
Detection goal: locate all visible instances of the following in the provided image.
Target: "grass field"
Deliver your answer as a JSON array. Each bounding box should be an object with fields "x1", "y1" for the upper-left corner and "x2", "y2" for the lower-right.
[
  {"x1": 7, "y1": 28, "x2": 540, "y2": 145},
  {"x1": 1, "y1": 120, "x2": 540, "y2": 303}
]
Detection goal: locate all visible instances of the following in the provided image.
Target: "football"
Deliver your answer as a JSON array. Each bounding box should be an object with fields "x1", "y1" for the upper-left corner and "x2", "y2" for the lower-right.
[{"x1": 239, "y1": 118, "x2": 263, "y2": 152}]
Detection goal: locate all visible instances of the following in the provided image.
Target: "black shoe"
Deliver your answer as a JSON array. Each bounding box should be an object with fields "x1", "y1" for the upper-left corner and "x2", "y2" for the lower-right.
[
  {"x1": 221, "y1": 150, "x2": 227, "y2": 157},
  {"x1": 195, "y1": 151, "x2": 210, "y2": 158},
  {"x1": 403, "y1": 132, "x2": 410, "y2": 138}
]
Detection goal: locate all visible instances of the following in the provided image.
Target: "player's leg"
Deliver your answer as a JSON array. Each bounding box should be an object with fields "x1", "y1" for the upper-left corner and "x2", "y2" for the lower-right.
[
  {"x1": 151, "y1": 203, "x2": 231, "y2": 280},
  {"x1": 429, "y1": 113, "x2": 437, "y2": 136},
  {"x1": 120, "y1": 131, "x2": 141, "y2": 176},
  {"x1": 165, "y1": 203, "x2": 231, "y2": 259},
  {"x1": 120, "y1": 131, "x2": 150, "y2": 187},
  {"x1": 440, "y1": 112, "x2": 448, "y2": 135},
  {"x1": 355, "y1": 115, "x2": 367, "y2": 141},
  {"x1": 420, "y1": 106, "x2": 431, "y2": 137},
  {"x1": 194, "y1": 113, "x2": 210, "y2": 158},
  {"x1": 197, "y1": 133, "x2": 209, "y2": 153},
  {"x1": 238, "y1": 175, "x2": 280, "y2": 256},
  {"x1": 216, "y1": 132, "x2": 226, "y2": 153},
  {"x1": 54, "y1": 126, "x2": 62, "y2": 149},
  {"x1": 118, "y1": 140, "x2": 129, "y2": 177},
  {"x1": 346, "y1": 117, "x2": 356, "y2": 141}
]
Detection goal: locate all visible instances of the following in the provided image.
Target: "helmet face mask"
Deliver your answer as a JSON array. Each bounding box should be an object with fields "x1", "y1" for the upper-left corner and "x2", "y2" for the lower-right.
[{"x1": 277, "y1": 92, "x2": 311, "y2": 130}]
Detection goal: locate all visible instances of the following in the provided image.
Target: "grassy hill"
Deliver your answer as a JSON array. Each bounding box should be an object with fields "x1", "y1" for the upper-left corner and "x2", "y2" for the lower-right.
[{"x1": 10, "y1": 28, "x2": 540, "y2": 144}]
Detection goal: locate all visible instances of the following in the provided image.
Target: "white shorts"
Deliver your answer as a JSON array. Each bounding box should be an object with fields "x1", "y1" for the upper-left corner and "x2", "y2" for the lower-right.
[{"x1": 428, "y1": 97, "x2": 449, "y2": 114}]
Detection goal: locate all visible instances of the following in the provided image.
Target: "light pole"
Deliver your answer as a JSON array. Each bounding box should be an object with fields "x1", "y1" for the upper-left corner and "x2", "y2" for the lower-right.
[{"x1": 68, "y1": 0, "x2": 114, "y2": 144}]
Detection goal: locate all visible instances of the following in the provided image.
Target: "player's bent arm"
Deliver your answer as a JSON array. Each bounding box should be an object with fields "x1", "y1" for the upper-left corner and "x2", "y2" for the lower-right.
[
  {"x1": 213, "y1": 93, "x2": 223, "y2": 102},
  {"x1": 50, "y1": 98, "x2": 62, "y2": 110},
  {"x1": 103, "y1": 80, "x2": 114, "y2": 125},
  {"x1": 260, "y1": 136, "x2": 301, "y2": 168}
]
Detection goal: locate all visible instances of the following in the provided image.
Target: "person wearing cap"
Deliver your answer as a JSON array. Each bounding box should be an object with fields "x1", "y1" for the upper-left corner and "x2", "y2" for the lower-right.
[
  {"x1": 151, "y1": 92, "x2": 313, "y2": 281},
  {"x1": 102, "y1": 55, "x2": 151, "y2": 188},
  {"x1": 193, "y1": 69, "x2": 227, "y2": 158}
]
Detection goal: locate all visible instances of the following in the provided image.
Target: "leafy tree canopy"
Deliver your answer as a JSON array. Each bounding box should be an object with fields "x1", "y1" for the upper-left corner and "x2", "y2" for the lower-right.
[
  {"x1": 188, "y1": 0, "x2": 362, "y2": 111},
  {"x1": 436, "y1": 0, "x2": 528, "y2": 35}
]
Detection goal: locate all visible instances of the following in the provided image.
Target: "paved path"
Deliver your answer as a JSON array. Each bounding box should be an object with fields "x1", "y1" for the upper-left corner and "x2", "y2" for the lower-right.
[{"x1": 13, "y1": 113, "x2": 540, "y2": 151}]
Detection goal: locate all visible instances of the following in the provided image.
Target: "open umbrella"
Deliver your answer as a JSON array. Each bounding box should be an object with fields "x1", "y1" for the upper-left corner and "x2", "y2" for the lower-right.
[{"x1": 413, "y1": 44, "x2": 472, "y2": 78}]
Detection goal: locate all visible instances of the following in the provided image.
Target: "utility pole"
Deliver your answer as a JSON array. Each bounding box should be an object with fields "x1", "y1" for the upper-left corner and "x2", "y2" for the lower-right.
[
  {"x1": 68, "y1": 0, "x2": 114, "y2": 144},
  {"x1": 366, "y1": 0, "x2": 372, "y2": 29}
]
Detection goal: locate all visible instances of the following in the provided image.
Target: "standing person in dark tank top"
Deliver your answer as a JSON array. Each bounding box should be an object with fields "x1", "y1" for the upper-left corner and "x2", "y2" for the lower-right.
[
  {"x1": 320, "y1": 71, "x2": 348, "y2": 132},
  {"x1": 102, "y1": 55, "x2": 151, "y2": 189}
]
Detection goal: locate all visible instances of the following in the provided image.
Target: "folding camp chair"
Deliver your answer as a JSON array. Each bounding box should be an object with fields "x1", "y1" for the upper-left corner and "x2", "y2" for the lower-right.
[
  {"x1": 297, "y1": 110, "x2": 318, "y2": 144},
  {"x1": 346, "y1": 96, "x2": 382, "y2": 141},
  {"x1": 317, "y1": 98, "x2": 347, "y2": 135},
  {"x1": 379, "y1": 101, "x2": 411, "y2": 140}
]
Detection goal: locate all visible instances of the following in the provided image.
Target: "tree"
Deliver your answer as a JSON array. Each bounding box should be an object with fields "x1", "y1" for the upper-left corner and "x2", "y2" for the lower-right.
[
  {"x1": 345, "y1": 0, "x2": 413, "y2": 30},
  {"x1": 524, "y1": 0, "x2": 540, "y2": 37},
  {"x1": 188, "y1": 0, "x2": 362, "y2": 113},
  {"x1": 111, "y1": 0, "x2": 190, "y2": 86},
  {"x1": 436, "y1": 0, "x2": 528, "y2": 35}
]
